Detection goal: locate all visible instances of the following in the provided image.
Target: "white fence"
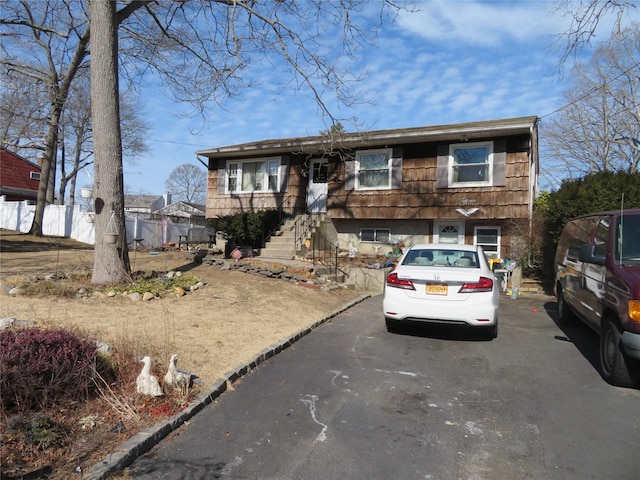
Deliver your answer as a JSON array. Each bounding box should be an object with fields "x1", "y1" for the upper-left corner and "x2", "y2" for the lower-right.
[{"x1": 0, "y1": 196, "x2": 202, "y2": 248}]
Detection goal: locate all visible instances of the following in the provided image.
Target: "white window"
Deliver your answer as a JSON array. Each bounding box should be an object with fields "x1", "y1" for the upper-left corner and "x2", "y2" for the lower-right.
[
  {"x1": 355, "y1": 148, "x2": 392, "y2": 190},
  {"x1": 30, "y1": 172, "x2": 41, "y2": 180},
  {"x1": 475, "y1": 226, "x2": 501, "y2": 257},
  {"x1": 449, "y1": 141, "x2": 493, "y2": 187},
  {"x1": 360, "y1": 228, "x2": 391, "y2": 243},
  {"x1": 226, "y1": 158, "x2": 281, "y2": 193}
]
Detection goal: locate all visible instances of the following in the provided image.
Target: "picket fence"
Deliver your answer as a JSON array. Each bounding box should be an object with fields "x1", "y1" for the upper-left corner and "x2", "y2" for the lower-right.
[{"x1": 0, "y1": 196, "x2": 205, "y2": 249}]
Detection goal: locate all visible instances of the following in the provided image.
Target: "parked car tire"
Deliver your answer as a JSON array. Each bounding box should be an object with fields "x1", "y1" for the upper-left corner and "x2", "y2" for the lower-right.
[
  {"x1": 557, "y1": 286, "x2": 576, "y2": 324},
  {"x1": 600, "y1": 316, "x2": 639, "y2": 388}
]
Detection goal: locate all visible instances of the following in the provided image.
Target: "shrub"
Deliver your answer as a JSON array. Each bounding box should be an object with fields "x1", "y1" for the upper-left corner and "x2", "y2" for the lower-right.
[
  {"x1": 539, "y1": 171, "x2": 640, "y2": 279},
  {"x1": 0, "y1": 328, "x2": 98, "y2": 413},
  {"x1": 209, "y1": 209, "x2": 283, "y2": 248}
]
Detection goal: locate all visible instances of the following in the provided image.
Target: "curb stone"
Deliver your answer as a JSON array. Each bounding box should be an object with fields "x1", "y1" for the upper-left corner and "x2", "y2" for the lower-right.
[{"x1": 84, "y1": 292, "x2": 371, "y2": 480}]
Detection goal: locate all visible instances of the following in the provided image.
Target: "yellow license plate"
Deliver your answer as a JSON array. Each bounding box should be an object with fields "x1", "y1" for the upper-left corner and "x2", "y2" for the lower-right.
[{"x1": 425, "y1": 284, "x2": 448, "y2": 295}]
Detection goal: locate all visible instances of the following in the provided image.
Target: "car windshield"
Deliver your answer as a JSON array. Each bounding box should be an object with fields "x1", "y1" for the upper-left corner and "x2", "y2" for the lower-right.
[
  {"x1": 402, "y1": 249, "x2": 479, "y2": 267},
  {"x1": 616, "y1": 213, "x2": 640, "y2": 265}
]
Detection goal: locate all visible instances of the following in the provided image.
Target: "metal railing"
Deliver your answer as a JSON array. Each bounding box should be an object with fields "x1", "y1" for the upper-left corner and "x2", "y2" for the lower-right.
[{"x1": 293, "y1": 212, "x2": 318, "y2": 252}]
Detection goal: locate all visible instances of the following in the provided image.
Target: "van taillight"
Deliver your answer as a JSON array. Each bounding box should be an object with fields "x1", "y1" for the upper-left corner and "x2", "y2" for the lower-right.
[
  {"x1": 386, "y1": 272, "x2": 415, "y2": 290},
  {"x1": 459, "y1": 276, "x2": 494, "y2": 293}
]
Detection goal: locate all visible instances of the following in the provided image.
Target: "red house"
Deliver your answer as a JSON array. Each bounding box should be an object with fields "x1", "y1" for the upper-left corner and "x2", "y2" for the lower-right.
[{"x1": 0, "y1": 147, "x2": 41, "y2": 202}]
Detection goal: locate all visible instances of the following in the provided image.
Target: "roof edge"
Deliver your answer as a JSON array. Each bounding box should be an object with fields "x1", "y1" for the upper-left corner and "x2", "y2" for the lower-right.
[{"x1": 197, "y1": 116, "x2": 539, "y2": 158}]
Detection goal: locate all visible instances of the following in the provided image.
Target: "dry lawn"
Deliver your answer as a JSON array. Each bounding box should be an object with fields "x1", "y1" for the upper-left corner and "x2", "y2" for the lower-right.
[
  {"x1": 0, "y1": 230, "x2": 364, "y2": 385},
  {"x1": 0, "y1": 229, "x2": 365, "y2": 478}
]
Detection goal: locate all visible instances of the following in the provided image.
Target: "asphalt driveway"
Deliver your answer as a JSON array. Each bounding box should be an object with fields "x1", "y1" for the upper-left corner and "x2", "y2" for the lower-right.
[{"x1": 120, "y1": 293, "x2": 640, "y2": 480}]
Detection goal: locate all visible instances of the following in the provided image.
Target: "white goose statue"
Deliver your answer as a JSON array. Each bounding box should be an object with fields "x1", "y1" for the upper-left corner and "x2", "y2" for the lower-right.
[
  {"x1": 136, "y1": 356, "x2": 164, "y2": 397},
  {"x1": 164, "y1": 354, "x2": 190, "y2": 392}
]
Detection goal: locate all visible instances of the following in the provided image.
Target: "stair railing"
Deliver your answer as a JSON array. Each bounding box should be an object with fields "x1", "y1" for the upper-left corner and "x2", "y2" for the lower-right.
[
  {"x1": 310, "y1": 230, "x2": 347, "y2": 279},
  {"x1": 293, "y1": 212, "x2": 317, "y2": 252}
]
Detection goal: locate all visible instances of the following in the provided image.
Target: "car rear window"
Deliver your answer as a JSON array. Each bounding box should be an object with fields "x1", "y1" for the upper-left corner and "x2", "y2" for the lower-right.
[{"x1": 402, "y1": 249, "x2": 479, "y2": 267}]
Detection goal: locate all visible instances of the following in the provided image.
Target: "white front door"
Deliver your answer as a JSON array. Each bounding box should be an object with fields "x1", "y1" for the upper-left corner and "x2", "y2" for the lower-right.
[
  {"x1": 434, "y1": 221, "x2": 465, "y2": 244},
  {"x1": 307, "y1": 158, "x2": 328, "y2": 213}
]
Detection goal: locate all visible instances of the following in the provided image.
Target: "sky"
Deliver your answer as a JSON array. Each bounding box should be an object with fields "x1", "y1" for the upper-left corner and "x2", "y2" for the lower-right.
[{"x1": 120, "y1": 0, "x2": 638, "y2": 196}]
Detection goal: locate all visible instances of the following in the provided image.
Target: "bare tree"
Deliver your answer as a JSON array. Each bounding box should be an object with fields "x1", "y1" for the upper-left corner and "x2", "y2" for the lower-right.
[
  {"x1": 3, "y1": 0, "x2": 402, "y2": 283},
  {"x1": 0, "y1": 73, "x2": 49, "y2": 152},
  {"x1": 56, "y1": 75, "x2": 150, "y2": 206},
  {"x1": 542, "y1": 24, "x2": 639, "y2": 188},
  {"x1": 554, "y1": 0, "x2": 637, "y2": 65},
  {"x1": 57, "y1": 74, "x2": 93, "y2": 206},
  {"x1": 165, "y1": 164, "x2": 207, "y2": 205},
  {"x1": 1, "y1": 1, "x2": 141, "y2": 235},
  {"x1": 89, "y1": 0, "x2": 130, "y2": 283}
]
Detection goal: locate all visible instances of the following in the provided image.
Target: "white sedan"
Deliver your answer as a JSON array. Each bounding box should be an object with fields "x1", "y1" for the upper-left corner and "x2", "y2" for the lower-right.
[{"x1": 383, "y1": 244, "x2": 499, "y2": 338}]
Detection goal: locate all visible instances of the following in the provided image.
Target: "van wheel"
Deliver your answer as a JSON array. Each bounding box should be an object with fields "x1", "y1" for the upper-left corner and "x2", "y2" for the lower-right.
[
  {"x1": 600, "y1": 317, "x2": 638, "y2": 387},
  {"x1": 557, "y1": 287, "x2": 575, "y2": 324}
]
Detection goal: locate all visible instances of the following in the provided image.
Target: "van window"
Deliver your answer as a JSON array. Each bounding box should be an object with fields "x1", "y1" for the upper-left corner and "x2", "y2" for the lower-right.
[
  {"x1": 594, "y1": 218, "x2": 609, "y2": 258},
  {"x1": 616, "y1": 213, "x2": 640, "y2": 264},
  {"x1": 566, "y1": 217, "x2": 598, "y2": 261}
]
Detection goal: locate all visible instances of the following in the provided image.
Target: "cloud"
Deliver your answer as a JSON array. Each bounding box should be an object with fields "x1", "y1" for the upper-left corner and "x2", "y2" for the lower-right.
[{"x1": 397, "y1": 0, "x2": 561, "y2": 47}]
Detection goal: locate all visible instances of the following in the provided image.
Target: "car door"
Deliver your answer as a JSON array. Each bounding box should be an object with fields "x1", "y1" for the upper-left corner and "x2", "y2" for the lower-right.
[{"x1": 579, "y1": 217, "x2": 609, "y2": 330}]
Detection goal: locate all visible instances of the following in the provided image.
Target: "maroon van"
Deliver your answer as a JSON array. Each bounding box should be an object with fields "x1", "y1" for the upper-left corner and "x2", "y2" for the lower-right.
[{"x1": 555, "y1": 209, "x2": 640, "y2": 387}]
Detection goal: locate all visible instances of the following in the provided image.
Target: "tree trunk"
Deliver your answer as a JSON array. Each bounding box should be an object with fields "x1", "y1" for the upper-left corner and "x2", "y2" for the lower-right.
[
  {"x1": 89, "y1": 0, "x2": 130, "y2": 283},
  {"x1": 28, "y1": 114, "x2": 59, "y2": 237}
]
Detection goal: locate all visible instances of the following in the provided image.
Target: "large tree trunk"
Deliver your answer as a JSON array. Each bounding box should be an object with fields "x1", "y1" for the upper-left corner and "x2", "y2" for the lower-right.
[
  {"x1": 28, "y1": 115, "x2": 59, "y2": 237},
  {"x1": 89, "y1": 0, "x2": 130, "y2": 283}
]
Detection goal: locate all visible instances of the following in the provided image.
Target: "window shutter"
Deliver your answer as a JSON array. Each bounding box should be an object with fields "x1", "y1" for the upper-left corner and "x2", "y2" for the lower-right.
[
  {"x1": 279, "y1": 156, "x2": 289, "y2": 192},
  {"x1": 217, "y1": 166, "x2": 226, "y2": 194},
  {"x1": 391, "y1": 147, "x2": 403, "y2": 189},
  {"x1": 493, "y1": 140, "x2": 506, "y2": 186},
  {"x1": 345, "y1": 160, "x2": 355, "y2": 190},
  {"x1": 436, "y1": 145, "x2": 449, "y2": 189}
]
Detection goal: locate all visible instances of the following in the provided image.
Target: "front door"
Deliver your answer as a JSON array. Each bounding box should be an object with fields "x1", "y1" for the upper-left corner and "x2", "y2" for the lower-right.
[
  {"x1": 433, "y1": 221, "x2": 465, "y2": 244},
  {"x1": 307, "y1": 158, "x2": 328, "y2": 213}
]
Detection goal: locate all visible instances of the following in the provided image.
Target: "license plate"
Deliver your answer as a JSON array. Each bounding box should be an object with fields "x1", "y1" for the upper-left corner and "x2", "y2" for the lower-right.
[{"x1": 425, "y1": 284, "x2": 447, "y2": 295}]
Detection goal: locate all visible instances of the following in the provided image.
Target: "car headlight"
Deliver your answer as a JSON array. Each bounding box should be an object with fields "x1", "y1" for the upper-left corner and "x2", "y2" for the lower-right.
[{"x1": 629, "y1": 300, "x2": 640, "y2": 323}]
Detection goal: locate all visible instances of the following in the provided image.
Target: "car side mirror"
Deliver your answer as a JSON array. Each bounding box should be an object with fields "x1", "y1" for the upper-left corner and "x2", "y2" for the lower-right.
[{"x1": 579, "y1": 244, "x2": 606, "y2": 265}]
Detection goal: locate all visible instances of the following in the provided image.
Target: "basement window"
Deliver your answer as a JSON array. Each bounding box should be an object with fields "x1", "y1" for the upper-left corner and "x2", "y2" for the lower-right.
[{"x1": 360, "y1": 228, "x2": 391, "y2": 243}]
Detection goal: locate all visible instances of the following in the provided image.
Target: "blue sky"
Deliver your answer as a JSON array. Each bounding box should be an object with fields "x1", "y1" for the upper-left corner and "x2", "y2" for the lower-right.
[{"x1": 122, "y1": 0, "x2": 635, "y2": 196}]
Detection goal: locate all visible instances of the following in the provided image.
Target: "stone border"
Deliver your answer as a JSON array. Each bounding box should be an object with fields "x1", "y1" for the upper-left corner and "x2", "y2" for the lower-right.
[{"x1": 84, "y1": 292, "x2": 371, "y2": 480}]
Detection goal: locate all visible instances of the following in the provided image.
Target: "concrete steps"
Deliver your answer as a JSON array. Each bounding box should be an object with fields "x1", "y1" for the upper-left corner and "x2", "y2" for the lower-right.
[{"x1": 260, "y1": 218, "x2": 297, "y2": 259}]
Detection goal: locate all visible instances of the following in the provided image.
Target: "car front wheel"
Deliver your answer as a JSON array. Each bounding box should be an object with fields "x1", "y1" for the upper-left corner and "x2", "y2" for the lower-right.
[{"x1": 600, "y1": 317, "x2": 638, "y2": 388}]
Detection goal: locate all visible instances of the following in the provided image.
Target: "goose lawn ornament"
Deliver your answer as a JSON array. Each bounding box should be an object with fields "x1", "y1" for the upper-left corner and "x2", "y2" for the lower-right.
[
  {"x1": 164, "y1": 354, "x2": 190, "y2": 391},
  {"x1": 136, "y1": 356, "x2": 163, "y2": 397}
]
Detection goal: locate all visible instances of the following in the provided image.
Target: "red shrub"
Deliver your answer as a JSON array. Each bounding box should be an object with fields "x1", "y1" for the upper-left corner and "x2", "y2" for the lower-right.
[{"x1": 0, "y1": 327, "x2": 97, "y2": 413}]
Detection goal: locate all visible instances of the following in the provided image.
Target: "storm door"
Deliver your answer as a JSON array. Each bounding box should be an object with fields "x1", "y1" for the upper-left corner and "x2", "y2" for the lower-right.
[
  {"x1": 307, "y1": 158, "x2": 328, "y2": 213},
  {"x1": 433, "y1": 221, "x2": 465, "y2": 244}
]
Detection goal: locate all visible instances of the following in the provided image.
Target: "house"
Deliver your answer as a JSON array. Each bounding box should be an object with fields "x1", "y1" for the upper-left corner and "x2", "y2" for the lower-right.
[
  {"x1": 151, "y1": 201, "x2": 206, "y2": 226},
  {"x1": 197, "y1": 116, "x2": 539, "y2": 261},
  {"x1": 0, "y1": 147, "x2": 41, "y2": 202},
  {"x1": 124, "y1": 193, "x2": 172, "y2": 219}
]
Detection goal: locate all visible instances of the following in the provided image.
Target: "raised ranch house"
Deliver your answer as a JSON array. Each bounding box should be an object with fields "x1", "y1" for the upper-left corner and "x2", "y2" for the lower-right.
[{"x1": 197, "y1": 116, "x2": 539, "y2": 262}]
